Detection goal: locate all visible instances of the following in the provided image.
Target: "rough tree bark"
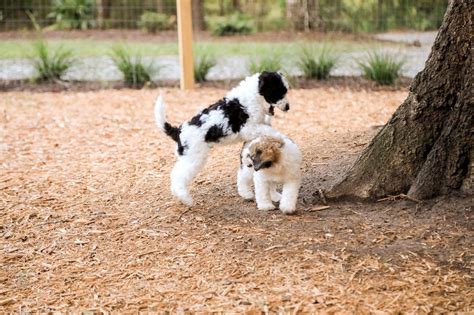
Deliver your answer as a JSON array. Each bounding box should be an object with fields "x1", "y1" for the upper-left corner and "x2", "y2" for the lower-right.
[{"x1": 328, "y1": 0, "x2": 473, "y2": 201}]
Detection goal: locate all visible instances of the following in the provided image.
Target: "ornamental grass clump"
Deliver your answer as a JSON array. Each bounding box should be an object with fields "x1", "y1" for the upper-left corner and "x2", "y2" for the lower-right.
[
  {"x1": 297, "y1": 45, "x2": 338, "y2": 80},
  {"x1": 30, "y1": 40, "x2": 75, "y2": 82},
  {"x1": 194, "y1": 53, "x2": 217, "y2": 82},
  {"x1": 248, "y1": 54, "x2": 283, "y2": 73},
  {"x1": 358, "y1": 51, "x2": 405, "y2": 85},
  {"x1": 110, "y1": 46, "x2": 156, "y2": 88}
]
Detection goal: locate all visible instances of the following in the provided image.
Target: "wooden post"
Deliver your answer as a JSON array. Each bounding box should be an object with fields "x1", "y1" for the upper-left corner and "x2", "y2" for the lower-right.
[{"x1": 177, "y1": 0, "x2": 195, "y2": 90}]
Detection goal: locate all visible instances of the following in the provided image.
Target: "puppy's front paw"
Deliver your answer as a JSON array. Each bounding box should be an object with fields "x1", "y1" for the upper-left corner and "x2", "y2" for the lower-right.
[
  {"x1": 238, "y1": 190, "x2": 254, "y2": 200},
  {"x1": 279, "y1": 206, "x2": 296, "y2": 215},
  {"x1": 172, "y1": 187, "x2": 193, "y2": 206},
  {"x1": 270, "y1": 191, "x2": 282, "y2": 202},
  {"x1": 176, "y1": 194, "x2": 193, "y2": 207},
  {"x1": 258, "y1": 203, "x2": 275, "y2": 211}
]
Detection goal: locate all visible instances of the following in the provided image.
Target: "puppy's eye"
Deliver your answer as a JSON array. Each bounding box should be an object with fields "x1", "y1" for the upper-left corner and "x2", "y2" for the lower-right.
[
  {"x1": 256, "y1": 149, "x2": 262, "y2": 155},
  {"x1": 262, "y1": 161, "x2": 273, "y2": 168}
]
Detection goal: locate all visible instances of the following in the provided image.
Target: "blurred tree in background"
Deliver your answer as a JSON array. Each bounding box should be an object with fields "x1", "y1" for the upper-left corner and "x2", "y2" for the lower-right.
[{"x1": 0, "y1": 0, "x2": 448, "y2": 32}]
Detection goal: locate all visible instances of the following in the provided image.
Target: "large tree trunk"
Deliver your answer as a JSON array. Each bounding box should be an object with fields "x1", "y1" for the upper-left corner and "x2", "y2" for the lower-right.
[{"x1": 328, "y1": 0, "x2": 473, "y2": 201}]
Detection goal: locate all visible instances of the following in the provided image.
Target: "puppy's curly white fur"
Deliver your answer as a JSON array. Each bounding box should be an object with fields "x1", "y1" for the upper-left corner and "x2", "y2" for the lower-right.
[
  {"x1": 238, "y1": 136, "x2": 302, "y2": 214},
  {"x1": 155, "y1": 71, "x2": 290, "y2": 206}
]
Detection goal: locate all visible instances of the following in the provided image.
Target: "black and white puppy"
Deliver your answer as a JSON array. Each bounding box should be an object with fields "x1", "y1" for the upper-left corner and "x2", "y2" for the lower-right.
[{"x1": 155, "y1": 71, "x2": 290, "y2": 206}]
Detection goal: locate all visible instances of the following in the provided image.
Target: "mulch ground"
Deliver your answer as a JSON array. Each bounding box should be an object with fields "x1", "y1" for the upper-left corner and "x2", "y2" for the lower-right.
[{"x1": 0, "y1": 86, "x2": 472, "y2": 313}]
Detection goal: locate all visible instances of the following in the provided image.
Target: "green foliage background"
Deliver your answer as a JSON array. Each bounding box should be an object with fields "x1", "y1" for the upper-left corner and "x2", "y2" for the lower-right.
[{"x1": 0, "y1": 0, "x2": 448, "y2": 32}]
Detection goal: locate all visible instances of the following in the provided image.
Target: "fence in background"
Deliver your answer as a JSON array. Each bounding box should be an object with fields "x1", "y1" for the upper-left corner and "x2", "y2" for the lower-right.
[{"x1": 0, "y1": 0, "x2": 448, "y2": 33}]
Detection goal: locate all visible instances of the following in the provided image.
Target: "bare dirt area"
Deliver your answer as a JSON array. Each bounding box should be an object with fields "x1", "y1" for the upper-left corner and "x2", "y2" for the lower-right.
[{"x1": 0, "y1": 87, "x2": 472, "y2": 313}]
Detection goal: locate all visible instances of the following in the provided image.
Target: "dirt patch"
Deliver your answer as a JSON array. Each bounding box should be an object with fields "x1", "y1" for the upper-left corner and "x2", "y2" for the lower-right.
[{"x1": 0, "y1": 87, "x2": 472, "y2": 313}]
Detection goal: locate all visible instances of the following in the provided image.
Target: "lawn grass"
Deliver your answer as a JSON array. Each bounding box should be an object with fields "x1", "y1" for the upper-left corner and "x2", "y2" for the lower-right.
[{"x1": 0, "y1": 39, "x2": 393, "y2": 59}]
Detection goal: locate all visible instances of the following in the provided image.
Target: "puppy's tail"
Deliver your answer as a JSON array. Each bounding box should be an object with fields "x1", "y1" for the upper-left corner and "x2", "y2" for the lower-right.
[{"x1": 154, "y1": 94, "x2": 180, "y2": 143}]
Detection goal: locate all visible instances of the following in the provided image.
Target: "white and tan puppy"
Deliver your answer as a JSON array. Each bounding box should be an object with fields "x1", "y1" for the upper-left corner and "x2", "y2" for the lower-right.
[{"x1": 238, "y1": 136, "x2": 302, "y2": 214}]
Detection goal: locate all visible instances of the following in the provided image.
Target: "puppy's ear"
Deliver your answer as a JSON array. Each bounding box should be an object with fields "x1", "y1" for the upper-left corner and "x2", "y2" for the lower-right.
[
  {"x1": 258, "y1": 72, "x2": 288, "y2": 104},
  {"x1": 270, "y1": 137, "x2": 285, "y2": 149},
  {"x1": 257, "y1": 71, "x2": 272, "y2": 92},
  {"x1": 260, "y1": 136, "x2": 284, "y2": 149}
]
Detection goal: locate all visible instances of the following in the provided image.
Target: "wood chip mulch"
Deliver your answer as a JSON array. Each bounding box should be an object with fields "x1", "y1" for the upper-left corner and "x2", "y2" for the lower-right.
[{"x1": 1, "y1": 87, "x2": 472, "y2": 313}]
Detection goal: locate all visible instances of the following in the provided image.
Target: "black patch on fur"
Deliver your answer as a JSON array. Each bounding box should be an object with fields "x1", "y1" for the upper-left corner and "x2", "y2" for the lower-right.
[
  {"x1": 189, "y1": 98, "x2": 249, "y2": 144},
  {"x1": 163, "y1": 122, "x2": 187, "y2": 156},
  {"x1": 205, "y1": 125, "x2": 225, "y2": 142},
  {"x1": 258, "y1": 71, "x2": 287, "y2": 104},
  {"x1": 164, "y1": 122, "x2": 180, "y2": 143},
  {"x1": 189, "y1": 114, "x2": 203, "y2": 127},
  {"x1": 190, "y1": 98, "x2": 249, "y2": 134},
  {"x1": 177, "y1": 140, "x2": 188, "y2": 156},
  {"x1": 188, "y1": 102, "x2": 221, "y2": 127},
  {"x1": 222, "y1": 98, "x2": 249, "y2": 133}
]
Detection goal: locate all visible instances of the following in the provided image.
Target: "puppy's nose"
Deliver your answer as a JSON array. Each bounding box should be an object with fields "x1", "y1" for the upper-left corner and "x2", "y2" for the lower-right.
[{"x1": 284, "y1": 103, "x2": 290, "y2": 111}]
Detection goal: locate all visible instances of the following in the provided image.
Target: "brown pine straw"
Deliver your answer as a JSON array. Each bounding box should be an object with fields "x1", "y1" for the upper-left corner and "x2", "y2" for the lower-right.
[{"x1": 0, "y1": 87, "x2": 472, "y2": 313}]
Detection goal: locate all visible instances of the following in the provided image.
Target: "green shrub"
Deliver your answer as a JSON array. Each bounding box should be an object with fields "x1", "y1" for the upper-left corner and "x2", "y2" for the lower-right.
[
  {"x1": 47, "y1": 0, "x2": 96, "y2": 30},
  {"x1": 138, "y1": 11, "x2": 172, "y2": 33},
  {"x1": 257, "y1": 4, "x2": 287, "y2": 31},
  {"x1": 209, "y1": 14, "x2": 254, "y2": 36},
  {"x1": 297, "y1": 46, "x2": 338, "y2": 80},
  {"x1": 110, "y1": 46, "x2": 155, "y2": 88},
  {"x1": 194, "y1": 54, "x2": 217, "y2": 82},
  {"x1": 358, "y1": 52, "x2": 405, "y2": 85},
  {"x1": 248, "y1": 54, "x2": 283, "y2": 73},
  {"x1": 30, "y1": 40, "x2": 75, "y2": 82}
]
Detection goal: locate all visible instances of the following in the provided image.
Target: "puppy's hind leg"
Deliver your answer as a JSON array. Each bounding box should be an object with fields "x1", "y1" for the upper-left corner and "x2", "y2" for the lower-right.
[
  {"x1": 170, "y1": 145, "x2": 209, "y2": 206},
  {"x1": 237, "y1": 165, "x2": 254, "y2": 200}
]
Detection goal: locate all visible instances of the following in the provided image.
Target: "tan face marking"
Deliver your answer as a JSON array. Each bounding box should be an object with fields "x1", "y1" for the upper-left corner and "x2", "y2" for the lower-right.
[{"x1": 248, "y1": 137, "x2": 284, "y2": 171}]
